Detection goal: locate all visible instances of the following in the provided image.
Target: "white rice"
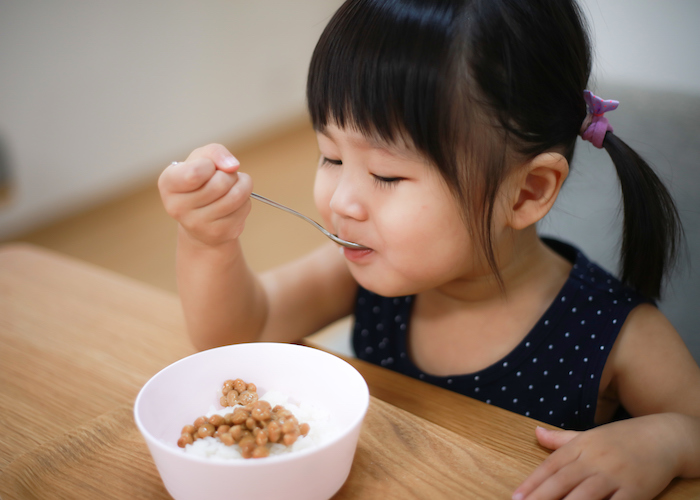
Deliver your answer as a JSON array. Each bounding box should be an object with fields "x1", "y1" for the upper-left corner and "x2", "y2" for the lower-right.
[{"x1": 183, "y1": 390, "x2": 337, "y2": 460}]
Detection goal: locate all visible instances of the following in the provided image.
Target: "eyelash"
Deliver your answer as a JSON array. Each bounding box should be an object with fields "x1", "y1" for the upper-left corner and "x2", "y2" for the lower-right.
[
  {"x1": 372, "y1": 175, "x2": 402, "y2": 188},
  {"x1": 321, "y1": 156, "x2": 342, "y2": 166},
  {"x1": 320, "y1": 156, "x2": 403, "y2": 188}
]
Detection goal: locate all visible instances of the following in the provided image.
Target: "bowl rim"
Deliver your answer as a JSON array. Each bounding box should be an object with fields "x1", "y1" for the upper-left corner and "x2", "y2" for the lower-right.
[{"x1": 133, "y1": 342, "x2": 370, "y2": 467}]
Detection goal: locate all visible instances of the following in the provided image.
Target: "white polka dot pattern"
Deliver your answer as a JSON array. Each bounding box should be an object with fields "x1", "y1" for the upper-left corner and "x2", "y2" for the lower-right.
[{"x1": 352, "y1": 239, "x2": 650, "y2": 430}]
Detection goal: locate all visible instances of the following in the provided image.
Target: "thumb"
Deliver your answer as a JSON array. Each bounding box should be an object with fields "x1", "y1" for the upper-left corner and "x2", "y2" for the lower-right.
[
  {"x1": 535, "y1": 426, "x2": 579, "y2": 450},
  {"x1": 214, "y1": 152, "x2": 240, "y2": 173},
  {"x1": 185, "y1": 143, "x2": 240, "y2": 173}
]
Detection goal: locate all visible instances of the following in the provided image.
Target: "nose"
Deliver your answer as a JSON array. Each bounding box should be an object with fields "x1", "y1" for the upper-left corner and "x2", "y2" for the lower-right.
[{"x1": 328, "y1": 170, "x2": 368, "y2": 222}]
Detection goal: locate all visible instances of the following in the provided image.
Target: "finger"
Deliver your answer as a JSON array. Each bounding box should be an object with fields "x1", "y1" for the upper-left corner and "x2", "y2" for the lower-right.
[
  {"x1": 193, "y1": 171, "x2": 253, "y2": 222},
  {"x1": 189, "y1": 169, "x2": 240, "y2": 210},
  {"x1": 536, "y1": 426, "x2": 580, "y2": 451},
  {"x1": 513, "y1": 441, "x2": 580, "y2": 500},
  {"x1": 159, "y1": 158, "x2": 216, "y2": 194},
  {"x1": 194, "y1": 196, "x2": 253, "y2": 242},
  {"x1": 516, "y1": 461, "x2": 593, "y2": 500},
  {"x1": 559, "y1": 474, "x2": 617, "y2": 500},
  {"x1": 179, "y1": 174, "x2": 252, "y2": 242},
  {"x1": 186, "y1": 143, "x2": 240, "y2": 173}
]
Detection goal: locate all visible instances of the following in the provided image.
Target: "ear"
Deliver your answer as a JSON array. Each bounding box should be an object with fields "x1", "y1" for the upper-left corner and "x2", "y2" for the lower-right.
[{"x1": 508, "y1": 152, "x2": 569, "y2": 230}]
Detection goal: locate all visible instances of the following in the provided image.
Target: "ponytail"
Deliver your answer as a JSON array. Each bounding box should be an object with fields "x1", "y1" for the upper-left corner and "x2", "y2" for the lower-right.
[{"x1": 602, "y1": 132, "x2": 683, "y2": 299}]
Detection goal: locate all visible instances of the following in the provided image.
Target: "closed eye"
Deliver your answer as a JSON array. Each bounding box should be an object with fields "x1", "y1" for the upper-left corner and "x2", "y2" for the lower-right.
[
  {"x1": 321, "y1": 156, "x2": 342, "y2": 166},
  {"x1": 372, "y1": 174, "x2": 404, "y2": 188},
  {"x1": 320, "y1": 156, "x2": 403, "y2": 187}
]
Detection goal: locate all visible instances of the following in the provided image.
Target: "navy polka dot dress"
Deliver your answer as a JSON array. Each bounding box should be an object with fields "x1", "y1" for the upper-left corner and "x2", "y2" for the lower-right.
[{"x1": 352, "y1": 239, "x2": 651, "y2": 430}]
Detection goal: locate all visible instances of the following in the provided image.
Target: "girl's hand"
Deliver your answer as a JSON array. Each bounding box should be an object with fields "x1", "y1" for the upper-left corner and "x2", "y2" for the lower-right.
[
  {"x1": 512, "y1": 414, "x2": 684, "y2": 500},
  {"x1": 158, "y1": 144, "x2": 253, "y2": 247}
]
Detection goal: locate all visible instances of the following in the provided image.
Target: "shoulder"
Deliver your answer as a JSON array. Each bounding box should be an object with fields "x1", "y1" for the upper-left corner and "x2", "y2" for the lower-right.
[
  {"x1": 542, "y1": 240, "x2": 700, "y2": 417},
  {"x1": 543, "y1": 238, "x2": 647, "y2": 329},
  {"x1": 605, "y1": 303, "x2": 700, "y2": 417}
]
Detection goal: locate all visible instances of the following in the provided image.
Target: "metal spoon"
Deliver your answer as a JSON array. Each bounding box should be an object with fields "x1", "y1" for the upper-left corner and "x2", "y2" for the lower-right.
[{"x1": 250, "y1": 193, "x2": 367, "y2": 249}]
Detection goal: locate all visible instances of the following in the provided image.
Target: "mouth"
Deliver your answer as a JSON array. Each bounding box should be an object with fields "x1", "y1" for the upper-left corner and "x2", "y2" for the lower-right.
[
  {"x1": 333, "y1": 231, "x2": 368, "y2": 250},
  {"x1": 341, "y1": 246, "x2": 373, "y2": 262}
]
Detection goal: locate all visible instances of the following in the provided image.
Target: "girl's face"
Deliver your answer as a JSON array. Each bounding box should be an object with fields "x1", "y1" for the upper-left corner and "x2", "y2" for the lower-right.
[{"x1": 314, "y1": 124, "x2": 482, "y2": 297}]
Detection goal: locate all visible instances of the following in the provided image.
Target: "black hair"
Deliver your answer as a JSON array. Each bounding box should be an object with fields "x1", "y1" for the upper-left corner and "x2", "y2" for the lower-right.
[{"x1": 307, "y1": 0, "x2": 682, "y2": 299}]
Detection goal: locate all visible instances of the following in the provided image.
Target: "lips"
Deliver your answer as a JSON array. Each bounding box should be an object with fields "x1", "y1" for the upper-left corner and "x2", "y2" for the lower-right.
[
  {"x1": 334, "y1": 226, "x2": 371, "y2": 256},
  {"x1": 342, "y1": 246, "x2": 373, "y2": 262}
]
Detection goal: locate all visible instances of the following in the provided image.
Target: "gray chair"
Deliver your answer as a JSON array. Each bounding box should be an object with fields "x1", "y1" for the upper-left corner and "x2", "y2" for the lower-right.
[{"x1": 540, "y1": 84, "x2": 700, "y2": 363}]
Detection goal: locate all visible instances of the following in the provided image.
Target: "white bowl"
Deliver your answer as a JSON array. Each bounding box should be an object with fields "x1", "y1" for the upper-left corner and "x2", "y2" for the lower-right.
[{"x1": 134, "y1": 342, "x2": 369, "y2": 500}]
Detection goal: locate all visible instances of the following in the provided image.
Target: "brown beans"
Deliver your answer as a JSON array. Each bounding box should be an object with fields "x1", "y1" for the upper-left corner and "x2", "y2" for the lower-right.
[
  {"x1": 219, "y1": 432, "x2": 235, "y2": 446},
  {"x1": 197, "y1": 423, "x2": 216, "y2": 438},
  {"x1": 177, "y1": 378, "x2": 311, "y2": 459},
  {"x1": 222, "y1": 379, "x2": 235, "y2": 394},
  {"x1": 231, "y1": 407, "x2": 249, "y2": 425},
  {"x1": 245, "y1": 417, "x2": 256, "y2": 430},
  {"x1": 232, "y1": 379, "x2": 247, "y2": 394},
  {"x1": 253, "y1": 427, "x2": 268, "y2": 446},
  {"x1": 252, "y1": 405, "x2": 271, "y2": 422},
  {"x1": 238, "y1": 390, "x2": 258, "y2": 405},
  {"x1": 281, "y1": 416, "x2": 298, "y2": 435},
  {"x1": 267, "y1": 421, "x2": 281, "y2": 443},
  {"x1": 209, "y1": 414, "x2": 225, "y2": 427},
  {"x1": 239, "y1": 435, "x2": 255, "y2": 455},
  {"x1": 215, "y1": 424, "x2": 231, "y2": 437},
  {"x1": 230, "y1": 424, "x2": 244, "y2": 441},
  {"x1": 282, "y1": 429, "x2": 300, "y2": 446},
  {"x1": 226, "y1": 390, "x2": 239, "y2": 407},
  {"x1": 177, "y1": 432, "x2": 194, "y2": 448}
]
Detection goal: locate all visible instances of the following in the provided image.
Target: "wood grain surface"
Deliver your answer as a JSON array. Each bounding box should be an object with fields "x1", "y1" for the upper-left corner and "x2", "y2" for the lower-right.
[
  {"x1": 0, "y1": 406, "x2": 168, "y2": 500},
  {"x1": 1, "y1": 244, "x2": 698, "y2": 499},
  {"x1": 0, "y1": 398, "x2": 525, "y2": 500}
]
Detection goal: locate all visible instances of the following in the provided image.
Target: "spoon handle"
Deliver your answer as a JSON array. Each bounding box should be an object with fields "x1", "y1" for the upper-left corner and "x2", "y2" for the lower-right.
[{"x1": 250, "y1": 193, "x2": 366, "y2": 249}]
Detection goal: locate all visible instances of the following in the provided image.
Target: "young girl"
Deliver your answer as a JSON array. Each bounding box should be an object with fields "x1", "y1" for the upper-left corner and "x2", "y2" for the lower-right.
[{"x1": 158, "y1": 0, "x2": 700, "y2": 498}]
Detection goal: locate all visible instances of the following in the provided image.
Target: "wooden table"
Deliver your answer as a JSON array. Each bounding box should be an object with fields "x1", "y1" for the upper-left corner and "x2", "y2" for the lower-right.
[{"x1": 0, "y1": 244, "x2": 698, "y2": 499}]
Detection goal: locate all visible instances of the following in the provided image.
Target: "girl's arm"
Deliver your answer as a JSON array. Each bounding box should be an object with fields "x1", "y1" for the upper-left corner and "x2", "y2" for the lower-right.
[
  {"x1": 258, "y1": 242, "x2": 357, "y2": 343},
  {"x1": 514, "y1": 305, "x2": 700, "y2": 500},
  {"x1": 177, "y1": 234, "x2": 356, "y2": 349},
  {"x1": 160, "y1": 144, "x2": 356, "y2": 350}
]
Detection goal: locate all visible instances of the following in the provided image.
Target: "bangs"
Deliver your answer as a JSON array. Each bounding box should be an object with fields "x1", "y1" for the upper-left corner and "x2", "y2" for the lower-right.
[
  {"x1": 307, "y1": 0, "x2": 462, "y2": 164},
  {"x1": 307, "y1": 0, "x2": 600, "y2": 292}
]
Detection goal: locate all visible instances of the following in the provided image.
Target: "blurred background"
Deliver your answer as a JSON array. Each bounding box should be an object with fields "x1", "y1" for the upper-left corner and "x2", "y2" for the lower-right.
[{"x1": 1, "y1": 1, "x2": 698, "y2": 362}]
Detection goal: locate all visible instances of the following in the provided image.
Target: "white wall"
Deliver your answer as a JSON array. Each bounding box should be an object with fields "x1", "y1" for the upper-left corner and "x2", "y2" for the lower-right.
[
  {"x1": 0, "y1": 0, "x2": 697, "y2": 239},
  {"x1": 0, "y1": 0, "x2": 343, "y2": 239},
  {"x1": 580, "y1": 0, "x2": 700, "y2": 95}
]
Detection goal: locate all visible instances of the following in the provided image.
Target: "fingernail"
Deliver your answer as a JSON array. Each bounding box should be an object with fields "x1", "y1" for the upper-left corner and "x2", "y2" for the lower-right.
[
  {"x1": 223, "y1": 156, "x2": 240, "y2": 168},
  {"x1": 512, "y1": 493, "x2": 524, "y2": 500}
]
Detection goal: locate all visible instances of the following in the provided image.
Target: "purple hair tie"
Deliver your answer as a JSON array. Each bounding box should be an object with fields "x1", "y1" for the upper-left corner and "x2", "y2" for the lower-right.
[{"x1": 580, "y1": 90, "x2": 619, "y2": 149}]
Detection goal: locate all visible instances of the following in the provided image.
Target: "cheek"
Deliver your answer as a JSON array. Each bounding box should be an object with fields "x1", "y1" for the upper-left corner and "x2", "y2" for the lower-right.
[
  {"x1": 313, "y1": 170, "x2": 334, "y2": 226},
  {"x1": 374, "y1": 196, "x2": 473, "y2": 278},
  {"x1": 380, "y1": 190, "x2": 461, "y2": 247}
]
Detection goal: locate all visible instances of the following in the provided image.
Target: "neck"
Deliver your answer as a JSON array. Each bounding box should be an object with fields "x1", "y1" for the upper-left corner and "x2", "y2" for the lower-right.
[
  {"x1": 427, "y1": 227, "x2": 570, "y2": 306},
  {"x1": 409, "y1": 229, "x2": 573, "y2": 376}
]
